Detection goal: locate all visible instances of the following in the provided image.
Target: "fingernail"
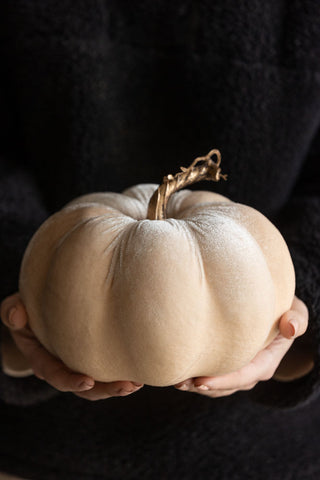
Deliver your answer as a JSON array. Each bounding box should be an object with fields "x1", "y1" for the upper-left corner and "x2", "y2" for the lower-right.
[
  {"x1": 176, "y1": 383, "x2": 189, "y2": 390},
  {"x1": 132, "y1": 382, "x2": 143, "y2": 387},
  {"x1": 8, "y1": 307, "x2": 17, "y2": 326},
  {"x1": 196, "y1": 384, "x2": 209, "y2": 391},
  {"x1": 78, "y1": 380, "x2": 94, "y2": 390},
  {"x1": 288, "y1": 319, "x2": 298, "y2": 337}
]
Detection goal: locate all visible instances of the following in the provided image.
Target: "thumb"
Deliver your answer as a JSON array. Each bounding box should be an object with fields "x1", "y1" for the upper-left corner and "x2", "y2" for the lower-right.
[
  {"x1": 279, "y1": 296, "x2": 309, "y2": 340},
  {"x1": 0, "y1": 293, "x2": 28, "y2": 330}
]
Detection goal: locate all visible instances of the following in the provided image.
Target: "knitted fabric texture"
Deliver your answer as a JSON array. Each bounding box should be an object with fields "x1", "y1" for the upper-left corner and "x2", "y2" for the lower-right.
[{"x1": 0, "y1": 1, "x2": 320, "y2": 478}]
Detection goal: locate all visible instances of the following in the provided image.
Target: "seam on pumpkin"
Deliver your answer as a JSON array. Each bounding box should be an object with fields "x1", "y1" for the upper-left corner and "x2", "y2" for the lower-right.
[
  {"x1": 53, "y1": 215, "x2": 108, "y2": 251},
  {"x1": 104, "y1": 220, "x2": 137, "y2": 287},
  {"x1": 108, "y1": 221, "x2": 145, "y2": 377},
  {"x1": 183, "y1": 219, "x2": 207, "y2": 286}
]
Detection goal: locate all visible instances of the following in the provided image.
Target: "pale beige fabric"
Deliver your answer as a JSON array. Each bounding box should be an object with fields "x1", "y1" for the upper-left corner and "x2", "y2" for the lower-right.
[{"x1": 0, "y1": 473, "x2": 28, "y2": 480}]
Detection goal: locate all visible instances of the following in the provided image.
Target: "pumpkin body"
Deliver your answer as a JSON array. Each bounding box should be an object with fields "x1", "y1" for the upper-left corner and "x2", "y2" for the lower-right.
[{"x1": 19, "y1": 184, "x2": 295, "y2": 386}]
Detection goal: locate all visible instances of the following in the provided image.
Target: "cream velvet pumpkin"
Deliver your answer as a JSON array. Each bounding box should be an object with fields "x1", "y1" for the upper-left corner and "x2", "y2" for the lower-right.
[{"x1": 19, "y1": 181, "x2": 295, "y2": 386}]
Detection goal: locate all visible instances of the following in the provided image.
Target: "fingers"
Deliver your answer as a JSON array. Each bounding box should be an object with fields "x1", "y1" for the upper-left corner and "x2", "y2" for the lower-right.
[
  {"x1": 13, "y1": 328, "x2": 144, "y2": 398},
  {"x1": 1, "y1": 293, "x2": 96, "y2": 393},
  {"x1": 175, "y1": 296, "x2": 310, "y2": 398},
  {"x1": 1, "y1": 292, "x2": 144, "y2": 401},
  {"x1": 194, "y1": 333, "x2": 294, "y2": 391},
  {"x1": 174, "y1": 333, "x2": 295, "y2": 394},
  {"x1": 175, "y1": 377, "x2": 239, "y2": 397},
  {"x1": 1, "y1": 298, "x2": 95, "y2": 391},
  {"x1": 32, "y1": 352, "x2": 95, "y2": 393},
  {"x1": 17, "y1": 331, "x2": 144, "y2": 398},
  {"x1": 174, "y1": 355, "x2": 266, "y2": 393},
  {"x1": 74, "y1": 381, "x2": 144, "y2": 401},
  {"x1": 177, "y1": 383, "x2": 239, "y2": 398},
  {"x1": 0, "y1": 293, "x2": 28, "y2": 330},
  {"x1": 11, "y1": 328, "x2": 95, "y2": 391}
]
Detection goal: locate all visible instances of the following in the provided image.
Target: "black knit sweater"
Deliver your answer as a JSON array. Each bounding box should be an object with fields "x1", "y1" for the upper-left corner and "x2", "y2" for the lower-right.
[{"x1": 0, "y1": 2, "x2": 320, "y2": 479}]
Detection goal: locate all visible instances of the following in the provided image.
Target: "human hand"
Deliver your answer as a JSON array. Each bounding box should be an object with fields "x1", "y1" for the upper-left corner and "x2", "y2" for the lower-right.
[
  {"x1": 174, "y1": 296, "x2": 310, "y2": 397},
  {"x1": 0, "y1": 292, "x2": 144, "y2": 400}
]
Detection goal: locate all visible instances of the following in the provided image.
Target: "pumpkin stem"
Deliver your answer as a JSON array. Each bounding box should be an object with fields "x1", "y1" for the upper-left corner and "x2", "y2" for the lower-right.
[{"x1": 147, "y1": 149, "x2": 227, "y2": 220}]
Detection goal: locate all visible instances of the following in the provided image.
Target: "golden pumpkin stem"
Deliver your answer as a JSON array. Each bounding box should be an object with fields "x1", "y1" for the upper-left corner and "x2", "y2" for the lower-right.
[{"x1": 147, "y1": 149, "x2": 227, "y2": 220}]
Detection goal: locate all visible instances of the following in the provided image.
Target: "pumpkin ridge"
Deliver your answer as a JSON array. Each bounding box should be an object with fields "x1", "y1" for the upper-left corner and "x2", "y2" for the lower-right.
[{"x1": 179, "y1": 219, "x2": 207, "y2": 287}]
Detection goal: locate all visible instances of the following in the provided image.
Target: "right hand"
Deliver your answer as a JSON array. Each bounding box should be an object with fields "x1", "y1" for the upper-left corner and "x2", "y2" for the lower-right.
[{"x1": 0, "y1": 293, "x2": 144, "y2": 400}]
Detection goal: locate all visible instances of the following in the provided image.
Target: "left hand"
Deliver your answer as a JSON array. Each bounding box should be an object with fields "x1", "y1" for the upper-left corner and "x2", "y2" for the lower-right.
[
  {"x1": 174, "y1": 295, "x2": 309, "y2": 397},
  {"x1": 0, "y1": 293, "x2": 144, "y2": 401}
]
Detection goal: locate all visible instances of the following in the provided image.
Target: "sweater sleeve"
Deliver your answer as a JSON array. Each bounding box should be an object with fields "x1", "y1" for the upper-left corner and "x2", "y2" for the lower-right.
[
  {"x1": 0, "y1": 157, "x2": 59, "y2": 405},
  {"x1": 248, "y1": 128, "x2": 320, "y2": 410}
]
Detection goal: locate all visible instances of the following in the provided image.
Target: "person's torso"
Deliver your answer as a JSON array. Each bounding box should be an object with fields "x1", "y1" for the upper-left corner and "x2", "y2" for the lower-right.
[{"x1": 2, "y1": 1, "x2": 320, "y2": 216}]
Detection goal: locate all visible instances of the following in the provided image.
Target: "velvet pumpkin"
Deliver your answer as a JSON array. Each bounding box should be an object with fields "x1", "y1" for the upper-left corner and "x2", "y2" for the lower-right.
[{"x1": 17, "y1": 151, "x2": 295, "y2": 386}]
